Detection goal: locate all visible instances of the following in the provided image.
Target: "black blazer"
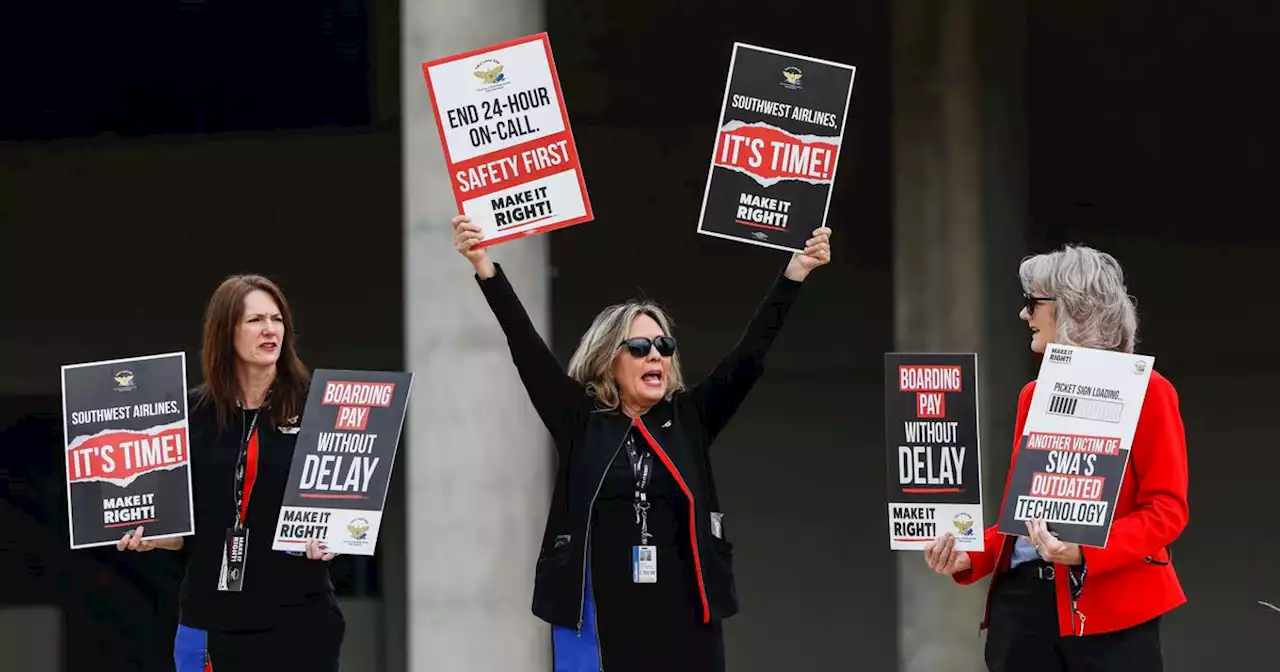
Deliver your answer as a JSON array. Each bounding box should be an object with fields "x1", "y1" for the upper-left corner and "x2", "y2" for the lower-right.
[{"x1": 476, "y1": 263, "x2": 803, "y2": 632}]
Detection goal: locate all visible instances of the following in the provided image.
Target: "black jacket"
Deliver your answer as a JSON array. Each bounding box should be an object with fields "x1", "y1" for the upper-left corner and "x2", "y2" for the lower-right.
[
  {"x1": 176, "y1": 390, "x2": 336, "y2": 631},
  {"x1": 476, "y1": 263, "x2": 803, "y2": 631}
]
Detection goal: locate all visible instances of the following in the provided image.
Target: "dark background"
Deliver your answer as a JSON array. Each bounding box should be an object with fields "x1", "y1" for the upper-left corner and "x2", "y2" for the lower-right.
[{"x1": 2, "y1": 0, "x2": 1277, "y2": 670}]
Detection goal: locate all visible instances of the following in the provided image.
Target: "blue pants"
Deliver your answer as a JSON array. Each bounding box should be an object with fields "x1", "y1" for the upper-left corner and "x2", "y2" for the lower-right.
[
  {"x1": 173, "y1": 625, "x2": 211, "y2": 672},
  {"x1": 552, "y1": 569, "x2": 603, "y2": 672}
]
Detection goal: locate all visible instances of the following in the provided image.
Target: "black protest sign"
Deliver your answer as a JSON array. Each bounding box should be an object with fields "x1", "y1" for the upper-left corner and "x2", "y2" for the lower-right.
[
  {"x1": 996, "y1": 432, "x2": 1127, "y2": 548},
  {"x1": 884, "y1": 353, "x2": 984, "y2": 551},
  {"x1": 62, "y1": 352, "x2": 194, "y2": 549},
  {"x1": 696, "y1": 42, "x2": 856, "y2": 253},
  {"x1": 272, "y1": 369, "x2": 413, "y2": 556}
]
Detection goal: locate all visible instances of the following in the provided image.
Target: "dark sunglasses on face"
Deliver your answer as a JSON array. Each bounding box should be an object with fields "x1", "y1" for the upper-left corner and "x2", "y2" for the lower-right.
[
  {"x1": 1023, "y1": 292, "x2": 1055, "y2": 315},
  {"x1": 619, "y1": 336, "x2": 677, "y2": 358}
]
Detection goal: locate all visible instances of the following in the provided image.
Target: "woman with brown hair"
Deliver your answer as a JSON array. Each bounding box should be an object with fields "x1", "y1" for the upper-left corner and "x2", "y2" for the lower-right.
[{"x1": 116, "y1": 274, "x2": 344, "y2": 672}]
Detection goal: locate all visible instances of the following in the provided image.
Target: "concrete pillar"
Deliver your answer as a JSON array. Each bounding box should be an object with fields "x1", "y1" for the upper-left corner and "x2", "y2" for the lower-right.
[
  {"x1": 892, "y1": 1, "x2": 1028, "y2": 670},
  {"x1": 403, "y1": 2, "x2": 553, "y2": 671}
]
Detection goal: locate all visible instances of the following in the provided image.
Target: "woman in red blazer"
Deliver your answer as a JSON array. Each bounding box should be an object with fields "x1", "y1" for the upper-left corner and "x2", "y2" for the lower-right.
[{"x1": 923, "y1": 244, "x2": 1189, "y2": 671}]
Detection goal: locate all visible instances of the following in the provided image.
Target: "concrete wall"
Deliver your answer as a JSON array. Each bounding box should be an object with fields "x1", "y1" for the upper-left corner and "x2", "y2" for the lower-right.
[{"x1": 401, "y1": 0, "x2": 554, "y2": 670}]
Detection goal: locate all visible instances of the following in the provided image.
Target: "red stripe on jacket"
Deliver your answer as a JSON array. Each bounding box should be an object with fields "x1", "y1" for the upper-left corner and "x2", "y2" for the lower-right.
[
  {"x1": 634, "y1": 417, "x2": 712, "y2": 624},
  {"x1": 241, "y1": 427, "x2": 259, "y2": 522}
]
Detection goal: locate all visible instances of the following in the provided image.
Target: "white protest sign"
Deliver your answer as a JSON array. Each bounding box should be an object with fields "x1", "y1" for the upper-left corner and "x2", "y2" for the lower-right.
[
  {"x1": 421, "y1": 32, "x2": 593, "y2": 248},
  {"x1": 997, "y1": 344, "x2": 1155, "y2": 547}
]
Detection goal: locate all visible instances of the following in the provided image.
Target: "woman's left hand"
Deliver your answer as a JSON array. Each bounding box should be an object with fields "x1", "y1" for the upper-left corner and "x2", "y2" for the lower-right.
[
  {"x1": 305, "y1": 539, "x2": 336, "y2": 562},
  {"x1": 1026, "y1": 519, "x2": 1083, "y2": 566},
  {"x1": 784, "y1": 227, "x2": 832, "y2": 281}
]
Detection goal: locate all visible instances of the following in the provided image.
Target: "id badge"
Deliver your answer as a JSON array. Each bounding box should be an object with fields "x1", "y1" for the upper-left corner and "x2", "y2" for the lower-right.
[
  {"x1": 632, "y1": 545, "x2": 657, "y2": 584},
  {"x1": 217, "y1": 527, "x2": 249, "y2": 592}
]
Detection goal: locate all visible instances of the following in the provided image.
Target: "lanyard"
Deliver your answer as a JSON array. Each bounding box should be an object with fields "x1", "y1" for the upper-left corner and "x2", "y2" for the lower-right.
[
  {"x1": 626, "y1": 433, "x2": 654, "y2": 545},
  {"x1": 233, "y1": 409, "x2": 261, "y2": 530}
]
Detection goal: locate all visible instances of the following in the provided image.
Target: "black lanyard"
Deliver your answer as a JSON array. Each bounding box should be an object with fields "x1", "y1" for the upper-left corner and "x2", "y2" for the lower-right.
[
  {"x1": 233, "y1": 408, "x2": 261, "y2": 531},
  {"x1": 626, "y1": 434, "x2": 653, "y2": 496},
  {"x1": 626, "y1": 433, "x2": 654, "y2": 545}
]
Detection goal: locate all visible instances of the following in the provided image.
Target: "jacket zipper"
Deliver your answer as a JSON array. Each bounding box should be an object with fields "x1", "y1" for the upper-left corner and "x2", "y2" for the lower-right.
[
  {"x1": 634, "y1": 417, "x2": 711, "y2": 624},
  {"x1": 592, "y1": 594, "x2": 604, "y2": 671},
  {"x1": 576, "y1": 426, "x2": 631, "y2": 638}
]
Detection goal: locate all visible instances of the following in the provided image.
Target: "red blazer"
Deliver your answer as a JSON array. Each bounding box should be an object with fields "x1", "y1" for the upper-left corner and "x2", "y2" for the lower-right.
[{"x1": 952, "y1": 370, "x2": 1189, "y2": 637}]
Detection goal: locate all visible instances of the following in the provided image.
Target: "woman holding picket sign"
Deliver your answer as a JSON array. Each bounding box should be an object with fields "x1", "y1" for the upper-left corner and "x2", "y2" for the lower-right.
[
  {"x1": 116, "y1": 274, "x2": 344, "y2": 672},
  {"x1": 451, "y1": 214, "x2": 831, "y2": 671},
  {"x1": 923, "y1": 244, "x2": 1189, "y2": 672},
  {"x1": 455, "y1": 216, "x2": 834, "y2": 670}
]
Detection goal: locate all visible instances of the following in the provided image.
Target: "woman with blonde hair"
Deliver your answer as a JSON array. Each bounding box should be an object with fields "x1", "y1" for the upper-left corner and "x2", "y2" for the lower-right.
[
  {"x1": 451, "y1": 215, "x2": 831, "y2": 672},
  {"x1": 924, "y1": 244, "x2": 1189, "y2": 671}
]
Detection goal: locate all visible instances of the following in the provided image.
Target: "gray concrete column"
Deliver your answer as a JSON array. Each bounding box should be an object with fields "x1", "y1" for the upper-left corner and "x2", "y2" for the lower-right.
[
  {"x1": 892, "y1": 1, "x2": 1029, "y2": 670},
  {"x1": 403, "y1": 2, "x2": 553, "y2": 671}
]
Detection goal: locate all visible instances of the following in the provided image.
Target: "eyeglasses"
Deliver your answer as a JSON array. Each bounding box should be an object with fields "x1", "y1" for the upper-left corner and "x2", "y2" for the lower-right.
[
  {"x1": 618, "y1": 336, "x2": 677, "y2": 358},
  {"x1": 1023, "y1": 292, "x2": 1055, "y2": 315}
]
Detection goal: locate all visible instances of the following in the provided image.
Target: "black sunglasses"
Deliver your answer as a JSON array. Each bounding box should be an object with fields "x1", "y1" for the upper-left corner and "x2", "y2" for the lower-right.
[
  {"x1": 619, "y1": 336, "x2": 677, "y2": 358},
  {"x1": 1023, "y1": 292, "x2": 1055, "y2": 315}
]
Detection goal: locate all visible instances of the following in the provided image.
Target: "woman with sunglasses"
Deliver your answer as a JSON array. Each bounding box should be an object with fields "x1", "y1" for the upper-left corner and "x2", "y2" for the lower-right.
[
  {"x1": 451, "y1": 215, "x2": 831, "y2": 672},
  {"x1": 923, "y1": 244, "x2": 1188, "y2": 672}
]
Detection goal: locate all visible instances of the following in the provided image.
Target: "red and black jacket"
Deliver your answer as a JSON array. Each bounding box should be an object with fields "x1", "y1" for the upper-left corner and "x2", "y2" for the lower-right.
[
  {"x1": 476, "y1": 262, "x2": 802, "y2": 631},
  {"x1": 953, "y1": 371, "x2": 1189, "y2": 636}
]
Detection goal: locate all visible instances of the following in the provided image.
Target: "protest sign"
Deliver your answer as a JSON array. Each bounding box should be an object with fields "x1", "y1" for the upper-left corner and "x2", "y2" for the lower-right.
[
  {"x1": 62, "y1": 352, "x2": 193, "y2": 549},
  {"x1": 884, "y1": 354, "x2": 984, "y2": 551},
  {"x1": 421, "y1": 32, "x2": 592, "y2": 248},
  {"x1": 696, "y1": 43, "x2": 856, "y2": 253},
  {"x1": 272, "y1": 369, "x2": 413, "y2": 556},
  {"x1": 997, "y1": 344, "x2": 1156, "y2": 547}
]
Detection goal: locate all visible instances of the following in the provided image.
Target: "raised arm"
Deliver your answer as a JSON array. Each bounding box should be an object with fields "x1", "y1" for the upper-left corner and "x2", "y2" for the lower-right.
[
  {"x1": 454, "y1": 216, "x2": 589, "y2": 449},
  {"x1": 690, "y1": 227, "x2": 831, "y2": 442}
]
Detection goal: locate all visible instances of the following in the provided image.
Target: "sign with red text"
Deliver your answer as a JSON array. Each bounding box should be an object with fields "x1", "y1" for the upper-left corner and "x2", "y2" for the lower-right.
[
  {"x1": 884, "y1": 354, "x2": 983, "y2": 551},
  {"x1": 421, "y1": 32, "x2": 593, "y2": 248},
  {"x1": 272, "y1": 369, "x2": 413, "y2": 556},
  {"x1": 697, "y1": 43, "x2": 856, "y2": 253},
  {"x1": 997, "y1": 345, "x2": 1156, "y2": 547},
  {"x1": 62, "y1": 352, "x2": 194, "y2": 549}
]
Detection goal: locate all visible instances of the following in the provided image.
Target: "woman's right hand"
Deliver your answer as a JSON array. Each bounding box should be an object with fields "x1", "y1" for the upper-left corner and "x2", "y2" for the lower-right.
[
  {"x1": 923, "y1": 532, "x2": 971, "y2": 576},
  {"x1": 116, "y1": 526, "x2": 182, "y2": 552},
  {"x1": 452, "y1": 215, "x2": 495, "y2": 278}
]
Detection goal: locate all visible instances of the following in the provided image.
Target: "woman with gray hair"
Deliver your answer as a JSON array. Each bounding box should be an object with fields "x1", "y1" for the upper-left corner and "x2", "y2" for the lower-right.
[
  {"x1": 451, "y1": 215, "x2": 831, "y2": 672},
  {"x1": 923, "y1": 244, "x2": 1189, "y2": 671}
]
